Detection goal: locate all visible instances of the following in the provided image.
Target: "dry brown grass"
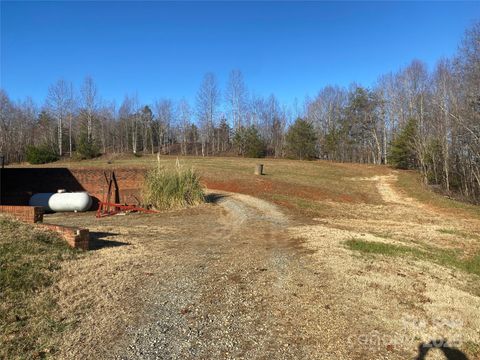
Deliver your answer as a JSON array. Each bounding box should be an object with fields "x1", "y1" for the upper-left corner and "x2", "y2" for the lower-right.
[
  {"x1": 15, "y1": 154, "x2": 389, "y2": 213},
  {"x1": 43, "y1": 204, "x2": 225, "y2": 359},
  {"x1": 9, "y1": 156, "x2": 480, "y2": 359},
  {"x1": 289, "y1": 173, "x2": 480, "y2": 358}
]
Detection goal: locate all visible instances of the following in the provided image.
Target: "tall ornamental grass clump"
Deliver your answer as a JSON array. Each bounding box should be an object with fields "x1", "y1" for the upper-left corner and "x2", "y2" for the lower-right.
[{"x1": 142, "y1": 161, "x2": 205, "y2": 210}]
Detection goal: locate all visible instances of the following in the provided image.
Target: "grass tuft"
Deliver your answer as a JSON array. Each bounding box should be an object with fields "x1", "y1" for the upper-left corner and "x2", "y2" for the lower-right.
[
  {"x1": 0, "y1": 217, "x2": 79, "y2": 359},
  {"x1": 142, "y1": 161, "x2": 205, "y2": 211}
]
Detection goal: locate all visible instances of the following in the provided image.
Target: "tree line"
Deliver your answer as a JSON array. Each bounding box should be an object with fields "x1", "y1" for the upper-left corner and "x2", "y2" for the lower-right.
[{"x1": 1, "y1": 22, "x2": 479, "y2": 203}]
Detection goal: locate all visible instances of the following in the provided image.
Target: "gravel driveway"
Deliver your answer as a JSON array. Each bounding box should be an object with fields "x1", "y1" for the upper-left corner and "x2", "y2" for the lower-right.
[{"x1": 98, "y1": 192, "x2": 376, "y2": 359}]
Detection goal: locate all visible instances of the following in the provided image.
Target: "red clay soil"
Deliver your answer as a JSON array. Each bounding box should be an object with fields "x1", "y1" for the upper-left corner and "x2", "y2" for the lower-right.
[{"x1": 202, "y1": 177, "x2": 356, "y2": 203}]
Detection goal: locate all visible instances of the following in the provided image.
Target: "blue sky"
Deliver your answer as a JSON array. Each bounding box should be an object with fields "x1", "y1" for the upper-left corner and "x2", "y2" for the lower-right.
[{"x1": 1, "y1": 1, "x2": 479, "y2": 109}]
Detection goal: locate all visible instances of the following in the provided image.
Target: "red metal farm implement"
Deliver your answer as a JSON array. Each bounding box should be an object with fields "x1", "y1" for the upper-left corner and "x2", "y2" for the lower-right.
[
  {"x1": 96, "y1": 170, "x2": 156, "y2": 218},
  {"x1": 96, "y1": 202, "x2": 156, "y2": 217}
]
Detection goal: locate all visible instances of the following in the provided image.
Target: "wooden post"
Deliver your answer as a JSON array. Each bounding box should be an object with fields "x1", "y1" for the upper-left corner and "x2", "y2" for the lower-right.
[{"x1": 254, "y1": 164, "x2": 264, "y2": 175}]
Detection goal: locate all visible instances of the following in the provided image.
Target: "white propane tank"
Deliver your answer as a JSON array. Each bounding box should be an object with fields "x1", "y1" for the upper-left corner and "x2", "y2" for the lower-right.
[
  {"x1": 29, "y1": 191, "x2": 92, "y2": 212},
  {"x1": 49, "y1": 191, "x2": 92, "y2": 212},
  {"x1": 29, "y1": 193, "x2": 55, "y2": 211}
]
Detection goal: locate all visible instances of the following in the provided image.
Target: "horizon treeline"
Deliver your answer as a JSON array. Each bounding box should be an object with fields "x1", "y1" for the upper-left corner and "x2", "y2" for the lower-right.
[{"x1": 0, "y1": 21, "x2": 479, "y2": 203}]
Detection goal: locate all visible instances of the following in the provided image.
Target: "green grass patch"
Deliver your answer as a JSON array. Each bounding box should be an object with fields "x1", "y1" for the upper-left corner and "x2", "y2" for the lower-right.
[
  {"x1": 345, "y1": 239, "x2": 418, "y2": 257},
  {"x1": 345, "y1": 238, "x2": 480, "y2": 276},
  {"x1": 0, "y1": 217, "x2": 80, "y2": 359},
  {"x1": 142, "y1": 162, "x2": 205, "y2": 211}
]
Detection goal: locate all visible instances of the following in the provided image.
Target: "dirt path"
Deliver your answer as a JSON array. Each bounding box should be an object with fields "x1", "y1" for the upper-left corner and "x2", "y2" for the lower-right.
[{"x1": 47, "y1": 176, "x2": 480, "y2": 359}]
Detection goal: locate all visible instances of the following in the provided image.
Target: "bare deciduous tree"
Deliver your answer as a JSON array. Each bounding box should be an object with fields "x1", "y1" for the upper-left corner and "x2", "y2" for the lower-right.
[
  {"x1": 196, "y1": 72, "x2": 220, "y2": 156},
  {"x1": 154, "y1": 99, "x2": 174, "y2": 154},
  {"x1": 226, "y1": 69, "x2": 247, "y2": 132},
  {"x1": 80, "y1": 76, "x2": 98, "y2": 141},
  {"x1": 45, "y1": 79, "x2": 74, "y2": 157},
  {"x1": 177, "y1": 99, "x2": 191, "y2": 156}
]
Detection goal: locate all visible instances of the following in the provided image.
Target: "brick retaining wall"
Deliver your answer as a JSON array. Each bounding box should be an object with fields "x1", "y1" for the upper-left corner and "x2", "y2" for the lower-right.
[
  {"x1": 0, "y1": 167, "x2": 146, "y2": 206},
  {"x1": 0, "y1": 167, "x2": 146, "y2": 250},
  {"x1": 0, "y1": 205, "x2": 89, "y2": 250},
  {"x1": 0, "y1": 205, "x2": 44, "y2": 223},
  {"x1": 38, "y1": 223, "x2": 90, "y2": 250},
  {"x1": 69, "y1": 168, "x2": 146, "y2": 204}
]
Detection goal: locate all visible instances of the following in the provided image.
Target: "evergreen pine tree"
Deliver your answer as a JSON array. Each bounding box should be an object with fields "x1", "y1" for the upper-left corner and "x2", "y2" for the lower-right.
[
  {"x1": 285, "y1": 118, "x2": 318, "y2": 160},
  {"x1": 388, "y1": 118, "x2": 418, "y2": 169}
]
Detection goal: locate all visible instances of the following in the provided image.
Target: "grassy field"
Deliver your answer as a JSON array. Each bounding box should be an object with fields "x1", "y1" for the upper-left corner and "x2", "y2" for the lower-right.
[
  {"x1": 5, "y1": 155, "x2": 480, "y2": 358},
  {"x1": 10, "y1": 155, "x2": 480, "y2": 281},
  {"x1": 0, "y1": 217, "x2": 80, "y2": 359},
  {"x1": 17, "y1": 154, "x2": 479, "y2": 219},
  {"x1": 18, "y1": 154, "x2": 392, "y2": 216}
]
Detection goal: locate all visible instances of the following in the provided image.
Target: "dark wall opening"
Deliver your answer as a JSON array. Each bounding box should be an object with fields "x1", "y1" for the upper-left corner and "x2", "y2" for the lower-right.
[
  {"x1": 0, "y1": 167, "x2": 145, "y2": 207},
  {"x1": 0, "y1": 168, "x2": 85, "y2": 205}
]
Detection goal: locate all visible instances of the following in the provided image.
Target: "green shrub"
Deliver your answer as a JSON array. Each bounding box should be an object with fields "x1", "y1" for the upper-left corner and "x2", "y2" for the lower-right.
[
  {"x1": 25, "y1": 145, "x2": 59, "y2": 164},
  {"x1": 76, "y1": 133, "x2": 100, "y2": 159},
  {"x1": 142, "y1": 163, "x2": 205, "y2": 210}
]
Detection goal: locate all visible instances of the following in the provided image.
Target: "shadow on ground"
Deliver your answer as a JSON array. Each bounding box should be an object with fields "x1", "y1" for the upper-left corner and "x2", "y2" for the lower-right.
[
  {"x1": 415, "y1": 340, "x2": 469, "y2": 360},
  {"x1": 89, "y1": 231, "x2": 128, "y2": 250},
  {"x1": 205, "y1": 193, "x2": 229, "y2": 204}
]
